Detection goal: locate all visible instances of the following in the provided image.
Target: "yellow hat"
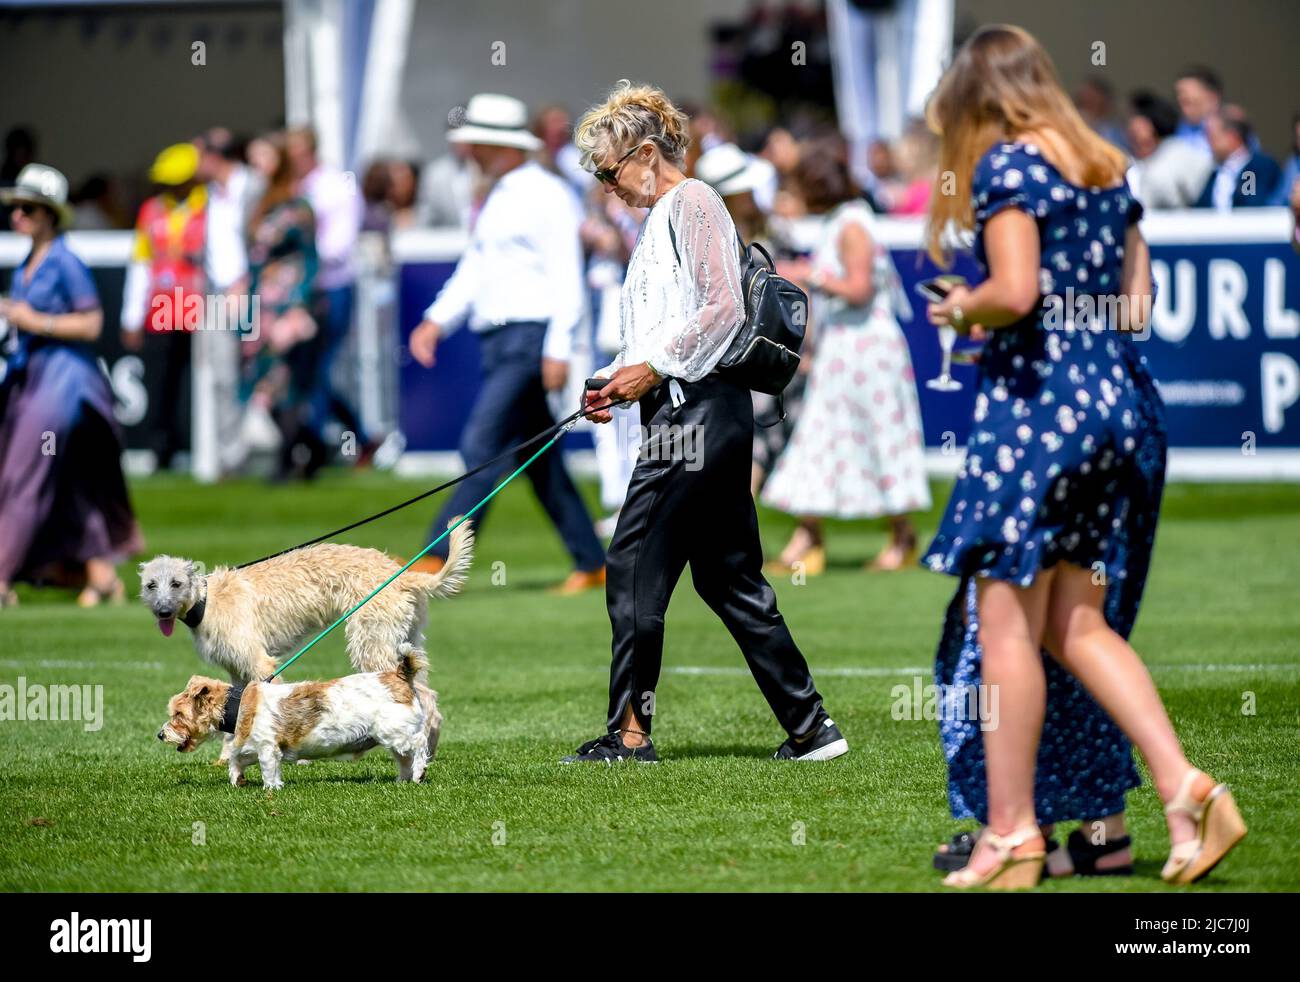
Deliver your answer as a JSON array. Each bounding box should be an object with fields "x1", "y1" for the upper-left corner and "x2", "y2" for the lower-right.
[{"x1": 149, "y1": 142, "x2": 200, "y2": 186}]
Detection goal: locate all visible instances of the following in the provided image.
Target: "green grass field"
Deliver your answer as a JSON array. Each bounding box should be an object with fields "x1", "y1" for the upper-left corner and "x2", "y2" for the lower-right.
[{"x1": 1, "y1": 471, "x2": 1296, "y2": 891}]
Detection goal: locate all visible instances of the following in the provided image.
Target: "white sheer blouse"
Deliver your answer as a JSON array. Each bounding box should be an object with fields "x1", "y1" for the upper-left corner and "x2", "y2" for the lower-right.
[{"x1": 602, "y1": 178, "x2": 746, "y2": 383}]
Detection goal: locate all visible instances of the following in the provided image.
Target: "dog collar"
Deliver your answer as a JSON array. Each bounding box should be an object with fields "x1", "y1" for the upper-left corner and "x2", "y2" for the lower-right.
[
  {"x1": 182, "y1": 595, "x2": 206, "y2": 630},
  {"x1": 219, "y1": 682, "x2": 245, "y2": 735}
]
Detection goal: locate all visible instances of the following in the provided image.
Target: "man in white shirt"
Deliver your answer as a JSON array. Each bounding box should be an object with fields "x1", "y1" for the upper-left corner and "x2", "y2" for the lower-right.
[
  {"x1": 408, "y1": 94, "x2": 605, "y2": 593},
  {"x1": 199, "y1": 128, "x2": 258, "y2": 294}
]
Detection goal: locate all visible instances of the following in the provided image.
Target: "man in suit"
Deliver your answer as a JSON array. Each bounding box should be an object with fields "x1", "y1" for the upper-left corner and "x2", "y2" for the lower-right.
[{"x1": 1194, "y1": 107, "x2": 1281, "y2": 211}]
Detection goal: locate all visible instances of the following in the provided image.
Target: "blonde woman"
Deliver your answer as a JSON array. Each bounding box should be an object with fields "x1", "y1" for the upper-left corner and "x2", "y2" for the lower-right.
[
  {"x1": 561, "y1": 81, "x2": 848, "y2": 764},
  {"x1": 920, "y1": 25, "x2": 1245, "y2": 888},
  {"x1": 760, "y1": 144, "x2": 930, "y2": 574}
]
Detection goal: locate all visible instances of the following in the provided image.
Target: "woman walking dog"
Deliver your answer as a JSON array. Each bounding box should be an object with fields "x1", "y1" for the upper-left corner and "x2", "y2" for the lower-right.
[
  {"x1": 561, "y1": 81, "x2": 847, "y2": 764},
  {"x1": 919, "y1": 25, "x2": 1245, "y2": 888}
]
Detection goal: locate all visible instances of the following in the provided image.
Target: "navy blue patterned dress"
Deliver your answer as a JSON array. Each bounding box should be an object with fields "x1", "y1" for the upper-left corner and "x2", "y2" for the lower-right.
[{"x1": 920, "y1": 142, "x2": 1167, "y2": 822}]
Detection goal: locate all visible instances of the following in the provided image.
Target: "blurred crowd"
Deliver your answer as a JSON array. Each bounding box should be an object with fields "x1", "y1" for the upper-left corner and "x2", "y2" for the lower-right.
[{"x1": 2, "y1": 57, "x2": 1299, "y2": 605}]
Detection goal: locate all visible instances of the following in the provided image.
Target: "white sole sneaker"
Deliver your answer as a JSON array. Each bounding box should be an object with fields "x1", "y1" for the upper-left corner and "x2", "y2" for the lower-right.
[{"x1": 791, "y1": 737, "x2": 849, "y2": 761}]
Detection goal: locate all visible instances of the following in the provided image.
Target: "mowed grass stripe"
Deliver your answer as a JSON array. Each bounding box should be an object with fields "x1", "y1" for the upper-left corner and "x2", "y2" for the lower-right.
[{"x1": 0, "y1": 475, "x2": 1296, "y2": 891}]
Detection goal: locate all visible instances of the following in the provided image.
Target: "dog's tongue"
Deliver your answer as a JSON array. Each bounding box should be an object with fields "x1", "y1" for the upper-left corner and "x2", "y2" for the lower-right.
[{"x1": 158, "y1": 617, "x2": 175, "y2": 638}]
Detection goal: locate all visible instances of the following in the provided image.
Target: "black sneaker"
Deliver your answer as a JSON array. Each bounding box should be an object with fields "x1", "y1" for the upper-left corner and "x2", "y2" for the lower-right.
[
  {"x1": 773, "y1": 717, "x2": 849, "y2": 761},
  {"x1": 560, "y1": 731, "x2": 658, "y2": 764}
]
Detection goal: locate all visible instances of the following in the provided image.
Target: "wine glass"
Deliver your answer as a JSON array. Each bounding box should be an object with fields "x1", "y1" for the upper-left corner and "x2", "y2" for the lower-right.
[{"x1": 927, "y1": 324, "x2": 963, "y2": 391}]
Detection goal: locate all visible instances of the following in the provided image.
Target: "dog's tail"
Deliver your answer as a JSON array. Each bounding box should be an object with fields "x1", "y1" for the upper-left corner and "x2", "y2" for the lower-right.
[
  {"x1": 395, "y1": 642, "x2": 429, "y2": 686},
  {"x1": 407, "y1": 519, "x2": 474, "y2": 598}
]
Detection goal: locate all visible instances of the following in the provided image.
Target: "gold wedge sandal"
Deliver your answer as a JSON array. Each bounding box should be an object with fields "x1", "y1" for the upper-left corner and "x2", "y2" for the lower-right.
[
  {"x1": 1161, "y1": 768, "x2": 1247, "y2": 885},
  {"x1": 764, "y1": 545, "x2": 826, "y2": 578},
  {"x1": 942, "y1": 824, "x2": 1046, "y2": 890}
]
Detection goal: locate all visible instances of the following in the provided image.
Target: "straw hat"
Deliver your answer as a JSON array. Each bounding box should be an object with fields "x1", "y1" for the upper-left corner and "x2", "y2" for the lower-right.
[
  {"x1": 0, "y1": 163, "x2": 74, "y2": 228},
  {"x1": 448, "y1": 94, "x2": 543, "y2": 151},
  {"x1": 694, "y1": 143, "x2": 772, "y2": 198}
]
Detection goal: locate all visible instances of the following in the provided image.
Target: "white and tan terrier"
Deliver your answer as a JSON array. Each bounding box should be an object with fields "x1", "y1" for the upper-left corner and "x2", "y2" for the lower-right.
[
  {"x1": 158, "y1": 644, "x2": 442, "y2": 788},
  {"x1": 139, "y1": 522, "x2": 474, "y2": 683}
]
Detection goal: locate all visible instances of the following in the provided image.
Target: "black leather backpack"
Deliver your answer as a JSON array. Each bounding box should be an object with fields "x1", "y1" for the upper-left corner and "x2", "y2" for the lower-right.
[{"x1": 669, "y1": 226, "x2": 808, "y2": 423}]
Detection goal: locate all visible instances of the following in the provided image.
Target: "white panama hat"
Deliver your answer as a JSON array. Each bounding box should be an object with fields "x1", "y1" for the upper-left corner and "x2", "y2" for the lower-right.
[
  {"x1": 447, "y1": 93, "x2": 543, "y2": 151},
  {"x1": 694, "y1": 143, "x2": 771, "y2": 198},
  {"x1": 0, "y1": 163, "x2": 75, "y2": 228}
]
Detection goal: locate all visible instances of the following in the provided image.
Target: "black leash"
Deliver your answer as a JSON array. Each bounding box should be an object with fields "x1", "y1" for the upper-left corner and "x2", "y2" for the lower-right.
[{"x1": 233, "y1": 395, "x2": 630, "y2": 570}]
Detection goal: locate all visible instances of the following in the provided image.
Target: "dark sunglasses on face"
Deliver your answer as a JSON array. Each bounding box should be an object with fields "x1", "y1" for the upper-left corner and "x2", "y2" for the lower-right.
[
  {"x1": 593, "y1": 144, "x2": 643, "y2": 186},
  {"x1": 11, "y1": 202, "x2": 40, "y2": 217}
]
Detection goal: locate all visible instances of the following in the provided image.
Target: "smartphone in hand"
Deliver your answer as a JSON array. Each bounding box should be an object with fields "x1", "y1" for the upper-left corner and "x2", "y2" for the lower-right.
[{"x1": 915, "y1": 274, "x2": 968, "y2": 305}]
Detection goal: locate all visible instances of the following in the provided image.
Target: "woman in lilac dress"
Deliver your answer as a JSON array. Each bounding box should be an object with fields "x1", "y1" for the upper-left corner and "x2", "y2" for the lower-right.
[
  {"x1": 0, "y1": 164, "x2": 142, "y2": 607},
  {"x1": 918, "y1": 26, "x2": 1246, "y2": 888}
]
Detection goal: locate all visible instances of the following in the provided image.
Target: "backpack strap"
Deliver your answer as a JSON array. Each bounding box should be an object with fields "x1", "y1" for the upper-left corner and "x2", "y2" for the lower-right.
[
  {"x1": 755, "y1": 392, "x2": 786, "y2": 429},
  {"x1": 671, "y1": 221, "x2": 757, "y2": 268}
]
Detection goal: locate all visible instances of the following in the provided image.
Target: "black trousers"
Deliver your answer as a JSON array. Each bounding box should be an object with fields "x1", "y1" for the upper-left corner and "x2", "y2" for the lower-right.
[
  {"x1": 605, "y1": 373, "x2": 826, "y2": 737},
  {"x1": 151, "y1": 331, "x2": 192, "y2": 470}
]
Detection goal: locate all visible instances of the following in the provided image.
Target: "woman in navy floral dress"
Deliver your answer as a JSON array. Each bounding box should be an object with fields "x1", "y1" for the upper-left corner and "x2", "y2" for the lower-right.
[{"x1": 918, "y1": 25, "x2": 1247, "y2": 889}]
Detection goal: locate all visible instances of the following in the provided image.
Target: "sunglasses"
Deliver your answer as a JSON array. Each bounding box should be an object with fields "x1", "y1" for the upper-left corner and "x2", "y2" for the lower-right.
[
  {"x1": 11, "y1": 202, "x2": 41, "y2": 217},
  {"x1": 593, "y1": 144, "x2": 643, "y2": 186}
]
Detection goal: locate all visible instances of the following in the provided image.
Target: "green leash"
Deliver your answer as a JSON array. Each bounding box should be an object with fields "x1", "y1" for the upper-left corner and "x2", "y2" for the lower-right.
[{"x1": 268, "y1": 419, "x2": 578, "y2": 681}]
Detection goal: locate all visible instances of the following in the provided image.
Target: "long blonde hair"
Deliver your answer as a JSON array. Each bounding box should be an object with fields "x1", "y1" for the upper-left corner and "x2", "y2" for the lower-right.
[
  {"x1": 574, "y1": 80, "x2": 690, "y2": 170},
  {"x1": 924, "y1": 24, "x2": 1129, "y2": 265}
]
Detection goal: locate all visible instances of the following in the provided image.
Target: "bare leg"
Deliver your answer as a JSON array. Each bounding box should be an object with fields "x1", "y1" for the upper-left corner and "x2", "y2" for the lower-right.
[
  {"x1": 869, "y1": 515, "x2": 918, "y2": 571},
  {"x1": 616, "y1": 703, "x2": 650, "y2": 749},
  {"x1": 1043, "y1": 813, "x2": 1131, "y2": 876},
  {"x1": 1043, "y1": 563, "x2": 1210, "y2": 849},
  {"x1": 777, "y1": 517, "x2": 823, "y2": 566},
  {"x1": 961, "y1": 573, "x2": 1054, "y2": 877},
  {"x1": 77, "y1": 558, "x2": 124, "y2": 607}
]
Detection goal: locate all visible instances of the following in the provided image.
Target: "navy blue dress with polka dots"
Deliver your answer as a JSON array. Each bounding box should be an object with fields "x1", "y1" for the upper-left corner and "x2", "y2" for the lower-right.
[{"x1": 920, "y1": 142, "x2": 1168, "y2": 822}]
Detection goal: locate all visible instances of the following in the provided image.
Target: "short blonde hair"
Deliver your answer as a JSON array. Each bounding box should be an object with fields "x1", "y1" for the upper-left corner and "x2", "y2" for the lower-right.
[{"x1": 574, "y1": 80, "x2": 690, "y2": 171}]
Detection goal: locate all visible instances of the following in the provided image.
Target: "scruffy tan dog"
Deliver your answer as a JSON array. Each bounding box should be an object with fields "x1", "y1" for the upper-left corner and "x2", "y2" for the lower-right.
[
  {"x1": 158, "y1": 643, "x2": 441, "y2": 788},
  {"x1": 139, "y1": 522, "x2": 474, "y2": 682}
]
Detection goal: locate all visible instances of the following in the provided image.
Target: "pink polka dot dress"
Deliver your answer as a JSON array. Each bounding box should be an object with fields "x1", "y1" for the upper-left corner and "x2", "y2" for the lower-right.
[{"x1": 760, "y1": 200, "x2": 931, "y2": 519}]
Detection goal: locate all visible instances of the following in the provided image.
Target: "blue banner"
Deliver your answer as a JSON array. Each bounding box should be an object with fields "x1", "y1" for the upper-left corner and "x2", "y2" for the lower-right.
[{"x1": 397, "y1": 232, "x2": 1300, "y2": 453}]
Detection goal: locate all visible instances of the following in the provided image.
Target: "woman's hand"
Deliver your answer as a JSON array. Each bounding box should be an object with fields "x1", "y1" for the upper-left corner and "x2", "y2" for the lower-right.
[
  {"x1": 927, "y1": 284, "x2": 976, "y2": 335},
  {"x1": 586, "y1": 362, "x2": 661, "y2": 423},
  {"x1": 0, "y1": 299, "x2": 39, "y2": 332}
]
